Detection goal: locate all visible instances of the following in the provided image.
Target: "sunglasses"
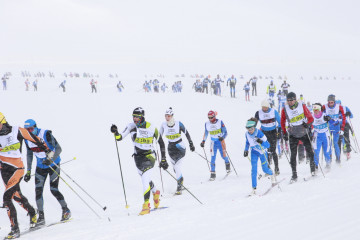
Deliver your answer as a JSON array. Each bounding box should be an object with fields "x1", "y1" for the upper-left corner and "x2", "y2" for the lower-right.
[
  {"x1": 287, "y1": 99, "x2": 296, "y2": 102},
  {"x1": 246, "y1": 126, "x2": 255, "y2": 130},
  {"x1": 208, "y1": 116, "x2": 214, "y2": 119}
]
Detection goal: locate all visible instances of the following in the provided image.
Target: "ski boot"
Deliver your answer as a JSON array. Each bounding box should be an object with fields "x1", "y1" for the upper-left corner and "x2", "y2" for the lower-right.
[
  {"x1": 29, "y1": 209, "x2": 37, "y2": 228},
  {"x1": 4, "y1": 227, "x2": 20, "y2": 239},
  {"x1": 311, "y1": 171, "x2": 316, "y2": 177},
  {"x1": 325, "y1": 163, "x2": 331, "y2": 170},
  {"x1": 249, "y1": 188, "x2": 256, "y2": 196},
  {"x1": 153, "y1": 190, "x2": 160, "y2": 208},
  {"x1": 336, "y1": 156, "x2": 341, "y2": 165},
  {"x1": 290, "y1": 173, "x2": 298, "y2": 184},
  {"x1": 346, "y1": 152, "x2": 351, "y2": 160},
  {"x1": 315, "y1": 165, "x2": 319, "y2": 173},
  {"x1": 270, "y1": 175, "x2": 277, "y2": 186},
  {"x1": 139, "y1": 201, "x2": 150, "y2": 215},
  {"x1": 175, "y1": 177, "x2": 183, "y2": 195},
  {"x1": 209, "y1": 171, "x2": 216, "y2": 181},
  {"x1": 225, "y1": 162, "x2": 231, "y2": 173},
  {"x1": 275, "y1": 167, "x2": 280, "y2": 176},
  {"x1": 37, "y1": 211, "x2": 45, "y2": 226},
  {"x1": 61, "y1": 207, "x2": 71, "y2": 221}
]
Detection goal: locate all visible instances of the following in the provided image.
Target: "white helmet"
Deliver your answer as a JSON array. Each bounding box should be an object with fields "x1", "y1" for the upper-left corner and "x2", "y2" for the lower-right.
[
  {"x1": 165, "y1": 107, "x2": 174, "y2": 116},
  {"x1": 261, "y1": 99, "x2": 270, "y2": 108}
]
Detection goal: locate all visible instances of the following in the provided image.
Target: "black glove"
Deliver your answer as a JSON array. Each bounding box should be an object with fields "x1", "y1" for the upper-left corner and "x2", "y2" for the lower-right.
[
  {"x1": 218, "y1": 136, "x2": 224, "y2": 141},
  {"x1": 110, "y1": 124, "x2": 118, "y2": 134},
  {"x1": 345, "y1": 112, "x2": 351, "y2": 117},
  {"x1": 159, "y1": 158, "x2": 169, "y2": 170},
  {"x1": 24, "y1": 171, "x2": 31, "y2": 182},
  {"x1": 283, "y1": 132, "x2": 289, "y2": 141},
  {"x1": 200, "y1": 140, "x2": 205, "y2": 148},
  {"x1": 324, "y1": 116, "x2": 331, "y2": 122},
  {"x1": 189, "y1": 141, "x2": 195, "y2": 152},
  {"x1": 255, "y1": 137, "x2": 263, "y2": 144},
  {"x1": 324, "y1": 115, "x2": 331, "y2": 122},
  {"x1": 42, "y1": 159, "x2": 52, "y2": 166},
  {"x1": 276, "y1": 131, "x2": 281, "y2": 139},
  {"x1": 302, "y1": 122, "x2": 308, "y2": 128},
  {"x1": 244, "y1": 150, "x2": 248, "y2": 157}
]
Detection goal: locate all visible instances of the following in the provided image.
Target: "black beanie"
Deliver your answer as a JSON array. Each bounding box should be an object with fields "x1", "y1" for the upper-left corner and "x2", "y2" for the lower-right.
[{"x1": 287, "y1": 92, "x2": 296, "y2": 100}]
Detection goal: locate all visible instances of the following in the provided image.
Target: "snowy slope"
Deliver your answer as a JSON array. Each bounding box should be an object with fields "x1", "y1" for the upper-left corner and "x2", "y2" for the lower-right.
[{"x1": 0, "y1": 73, "x2": 359, "y2": 240}]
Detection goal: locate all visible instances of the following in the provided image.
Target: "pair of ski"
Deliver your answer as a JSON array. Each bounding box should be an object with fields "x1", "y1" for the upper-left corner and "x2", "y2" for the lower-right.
[
  {"x1": 247, "y1": 178, "x2": 285, "y2": 197},
  {"x1": 18, "y1": 218, "x2": 72, "y2": 238}
]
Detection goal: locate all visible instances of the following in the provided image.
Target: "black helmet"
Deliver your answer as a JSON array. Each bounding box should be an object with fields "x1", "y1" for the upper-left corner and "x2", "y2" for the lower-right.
[
  {"x1": 133, "y1": 107, "x2": 145, "y2": 117},
  {"x1": 287, "y1": 92, "x2": 296, "y2": 100}
]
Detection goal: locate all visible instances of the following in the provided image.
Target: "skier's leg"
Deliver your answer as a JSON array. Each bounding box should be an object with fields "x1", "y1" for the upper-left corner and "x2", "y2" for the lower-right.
[
  {"x1": 48, "y1": 167, "x2": 68, "y2": 209},
  {"x1": 250, "y1": 151, "x2": 259, "y2": 188}
]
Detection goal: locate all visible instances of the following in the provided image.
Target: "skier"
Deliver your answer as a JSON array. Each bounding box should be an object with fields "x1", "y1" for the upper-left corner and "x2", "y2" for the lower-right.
[
  {"x1": 321, "y1": 94, "x2": 346, "y2": 164},
  {"x1": 337, "y1": 100, "x2": 353, "y2": 159},
  {"x1": 23, "y1": 119, "x2": 71, "y2": 225},
  {"x1": 281, "y1": 92, "x2": 316, "y2": 182},
  {"x1": 25, "y1": 79, "x2": 30, "y2": 91},
  {"x1": 243, "y1": 82, "x2": 250, "y2": 101},
  {"x1": 0, "y1": 113, "x2": 51, "y2": 239},
  {"x1": 116, "y1": 81, "x2": 124, "y2": 93},
  {"x1": 214, "y1": 75, "x2": 223, "y2": 96},
  {"x1": 110, "y1": 107, "x2": 168, "y2": 215},
  {"x1": 227, "y1": 75, "x2": 237, "y2": 98},
  {"x1": 254, "y1": 100, "x2": 281, "y2": 175},
  {"x1": 266, "y1": 80, "x2": 276, "y2": 99},
  {"x1": 306, "y1": 101, "x2": 313, "y2": 114},
  {"x1": 200, "y1": 111, "x2": 230, "y2": 180},
  {"x1": 244, "y1": 118, "x2": 275, "y2": 195},
  {"x1": 202, "y1": 76, "x2": 211, "y2": 94},
  {"x1": 59, "y1": 80, "x2": 66, "y2": 92},
  {"x1": 159, "y1": 108, "x2": 195, "y2": 194},
  {"x1": 33, "y1": 80, "x2": 38, "y2": 91},
  {"x1": 90, "y1": 79, "x2": 97, "y2": 93},
  {"x1": 161, "y1": 83, "x2": 168, "y2": 93},
  {"x1": 2, "y1": 77, "x2": 7, "y2": 90},
  {"x1": 250, "y1": 77, "x2": 257, "y2": 96},
  {"x1": 311, "y1": 104, "x2": 332, "y2": 169},
  {"x1": 280, "y1": 80, "x2": 290, "y2": 95}
]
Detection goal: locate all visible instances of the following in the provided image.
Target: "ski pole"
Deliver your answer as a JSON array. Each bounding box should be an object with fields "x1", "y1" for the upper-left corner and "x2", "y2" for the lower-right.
[
  {"x1": 349, "y1": 118, "x2": 360, "y2": 151},
  {"x1": 201, "y1": 147, "x2": 211, "y2": 170},
  {"x1": 220, "y1": 140, "x2": 238, "y2": 175},
  {"x1": 194, "y1": 151, "x2": 211, "y2": 165},
  {"x1": 48, "y1": 165, "x2": 101, "y2": 219},
  {"x1": 51, "y1": 161, "x2": 107, "y2": 211},
  {"x1": 155, "y1": 143, "x2": 164, "y2": 193},
  {"x1": 258, "y1": 144, "x2": 281, "y2": 191},
  {"x1": 163, "y1": 169, "x2": 203, "y2": 205},
  {"x1": 31, "y1": 157, "x2": 76, "y2": 177},
  {"x1": 305, "y1": 129, "x2": 325, "y2": 178},
  {"x1": 114, "y1": 138, "x2": 130, "y2": 212},
  {"x1": 343, "y1": 135, "x2": 358, "y2": 154}
]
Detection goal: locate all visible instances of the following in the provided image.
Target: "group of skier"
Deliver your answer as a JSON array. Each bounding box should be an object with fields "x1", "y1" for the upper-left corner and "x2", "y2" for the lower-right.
[{"x1": 0, "y1": 114, "x2": 71, "y2": 239}]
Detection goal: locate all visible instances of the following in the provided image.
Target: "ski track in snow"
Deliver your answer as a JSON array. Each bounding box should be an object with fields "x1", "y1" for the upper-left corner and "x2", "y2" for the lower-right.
[{"x1": 0, "y1": 74, "x2": 359, "y2": 240}]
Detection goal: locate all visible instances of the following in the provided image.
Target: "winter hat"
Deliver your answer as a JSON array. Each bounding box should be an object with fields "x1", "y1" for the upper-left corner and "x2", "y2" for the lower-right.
[
  {"x1": 287, "y1": 92, "x2": 296, "y2": 100},
  {"x1": 261, "y1": 99, "x2": 270, "y2": 108},
  {"x1": 165, "y1": 107, "x2": 174, "y2": 116},
  {"x1": 327, "y1": 94, "x2": 335, "y2": 102},
  {"x1": 312, "y1": 103, "x2": 322, "y2": 111}
]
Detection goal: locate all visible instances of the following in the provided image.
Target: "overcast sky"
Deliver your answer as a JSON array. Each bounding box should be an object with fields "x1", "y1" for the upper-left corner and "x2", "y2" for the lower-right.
[{"x1": 0, "y1": 0, "x2": 359, "y2": 69}]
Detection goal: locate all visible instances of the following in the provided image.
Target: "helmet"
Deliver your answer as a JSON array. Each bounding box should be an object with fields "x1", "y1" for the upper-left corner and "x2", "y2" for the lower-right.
[
  {"x1": 287, "y1": 92, "x2": 296, "y2": 100},
  {"x1": 24, "y1": 119, "x2": 38, "y2": 135},
  {"x1": 327, "y1": 94, "x2": 335, "y2": 102},
  {"x1": 133, "y1": 107, "x2": 145, "y2": 117},
  {"x1": 208, "y1": 110, "x2": 216, "y2": 123},
  {"x1": 0, "y1": 112, "x2": 6, "y2": 124},
  {"x1": 165, "y1": 107, "x2": 174, "y2": 116},
  {"x1": 261, "y1": 99, "x2": 270, "y2": 108}
]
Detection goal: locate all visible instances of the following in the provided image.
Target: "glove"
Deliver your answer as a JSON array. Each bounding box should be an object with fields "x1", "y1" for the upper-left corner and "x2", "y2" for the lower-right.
[
  {"x1": 159, "y1": 158, "x2": 169, "y2": 170},
  {"x1": 339, "y1": 130, "x2": 344, "y2": 136},
  {"x1": 324, "y1": 115, "x2": 331, "y2": 122},
  {"x1": 345, "y1": 112, "x2": 351, "y2": 117},
  {"x1": 24, "y1": 171, "x2": 31, "y2": 182},
  {"x1": 200, "y1": 140, "x2": 205, "y2": 148},
  {"x1": 276, "y1": 131, "x2": 281, "y2": 139},
  {"x1": 43, "y1": 151, "x2": 54, "y2": 166},
  {"x1": 255, "y1": 137, "x2": 263, "y2": 144},
  {"x1": 302, "y1": 122, "x2": 309, "y2": 128},
  {"x1": 110, "y1": 124, "x2": 118, "y2": 134},
  {"x1": 189, "y1": 141, "x2": 195, "y2": 152},
  {"x1": 283, "y1": 132, "x2": 289, "y2": 141},
  {"x1": 244, "y1": 150, "x2": 248, "y2": 157},
  {"x1": 42, "y1": 158, "x2": 52, "y2": 166},
  {"x1": 218, "y1": 136, "x2": 224, "y2": 141}
]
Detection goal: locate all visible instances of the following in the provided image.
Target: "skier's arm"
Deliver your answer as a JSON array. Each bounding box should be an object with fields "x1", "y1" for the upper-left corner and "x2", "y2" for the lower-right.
[
  {"x1": 257, "y1": 131, "x2": 270, "y2": 149},
  {"x1": 254, "y1": 111, "x2": 260, "y2": 121},
  {"x1": 25, "y1": 142, "x2": 34, "y2": 171},
  {"x1": 274, "y1": 110, "x2": 281, "y2": 127},
  {"x1": 339, "y1": 106, "x2": 346, "y2": 131},
  {"x1": 245, "y1": 134, "x2": 250, "y2": 151},
  {"x1": 179, "y1": 122, "x2": 193, "y2": 143},
  {"x1": 266, "y1": 86, "x2": 269, "y2": 94},
  {"x1": 281, "y1": 108, "x2": 287, "y2": 134},
  {"x1": 203, "y1": 124, "x2": 209, "y2": 142},
  {"x1": 220, "y1": 121, "x2": 228, "y2": 139},
  {"x1": 303, "y1": 104, "x2": 314, "y2": 125},
  {"x1": 45, "y1": 131, "x2": 62, "y2": 161},
  {"x1": 18, "y1": 127, "x2": 49, "y2": 152},
  {"x1": 154, "y1": 128, "x2": 166, "y2": 159},
  {"x1": 116, "y1": 123, "x2": 135, "y2": 141},
  {"x1": 346, "y1": 107, "x2": 353, "y2": 118}
]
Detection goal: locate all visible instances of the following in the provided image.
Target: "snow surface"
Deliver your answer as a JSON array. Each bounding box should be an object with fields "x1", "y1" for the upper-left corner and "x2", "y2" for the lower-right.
[{"x1": 0, "y1": 74, "x2": 359, "y2": 240}]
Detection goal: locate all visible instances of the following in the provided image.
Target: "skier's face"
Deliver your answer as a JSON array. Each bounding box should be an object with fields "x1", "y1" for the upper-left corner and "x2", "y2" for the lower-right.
[
  {"x1": 287, "y1": 99, "x2": 296, "y2": 106},
  {"x1": 262, "y1": 107, "x2": 269, "y2": 112},
  {"x1": 165, "y1": 114, "x2": 173, "y2": 121},
  {"x1": 247, "y1": 127, "x2": 255, "y2": 134},
  {"x1": 133, "y1": 115, "x2": 142, "y2": 125},
  {"x1": 328, "y1": 101, "x2": 335, "y2": 107}
]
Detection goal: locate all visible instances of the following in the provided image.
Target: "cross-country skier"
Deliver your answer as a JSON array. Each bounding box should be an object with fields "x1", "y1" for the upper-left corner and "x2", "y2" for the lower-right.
[
  {"x1": 59, "y1": 80, "x2": 66, "y2": 92},
  {"x1": 90, "y1": 79, "x2": 97, "y2": 93},
  {"x1": 311, "y1": 103, "x2": 332, "y2": 169},
  {"x1": 281, "y1": 92, "x2": 316, "y2": 182},
  {"x1": 250, "y1": 77, "x2": 257, "y2": 96},
  {"x1": 255, "y1": 100, "x2": 281, "y2": 175},
  {"x1": 321, "y1": 94, "x2": 346, "y2": 164},
  {"x1": 214, "y1": 74, "x2": 223, "y2": 96},
  {"x1": 280, "y1": 80, "x2": 290, "y2": 95},
  {"x1": 266, "y1": 80, "x2": 276, "y2": 99},
  {"x1": 244, "y1": 118, "x2": 275, "y2": 195},
  {"x1": 23, "y1": 119, "x2": 71, "y2": 225},
  {"x1": 202, "y1": 76, "x2": 211, "y2": 94},
  {"x1": 0, "y1": 113, "x2": 52, "y2": 239},
  {"x1": 227, "y1": 75, "x2": 237, "y2": 98},
  {"x1": 110, "y1": 107, "x2": 168, "y2": 215},
  {"x1": 116, "y1": 81, "x2": 124, "y2": 92},
  {"x1": 243, "y1": 82, "x2": 250, "y2": 101},
  {"x1": 25, "y1": 79, "x2": 30, "y2": 91},
  {"x1": 337, "y1": 100, "x2": 353, "y2": 160},
  {"x1": 159, "y1": 108, "x2": 195, "y2": 194},
  {"x1": 200, "y1": 111, "x2": 230, "y2": 180}
]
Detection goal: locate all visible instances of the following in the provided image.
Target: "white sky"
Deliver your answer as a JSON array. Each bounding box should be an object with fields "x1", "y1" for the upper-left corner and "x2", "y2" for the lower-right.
[{"x1": 0, "y1": 0, "x2": 359, "y2": 68}]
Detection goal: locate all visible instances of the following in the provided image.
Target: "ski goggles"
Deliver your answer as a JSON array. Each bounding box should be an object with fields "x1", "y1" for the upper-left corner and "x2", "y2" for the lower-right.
[
  {"x1": 208, "y1": 116, "x2": 215, "y2": 120},
  {"x1": 132, "y1": 114, "x2": 142, "y2": 119},
  {"x1": 25, "y1": 127, "x2": 35, "y2": 132},
  {"x1": 287, "y1": 98, "x2": 296, "y2": 102}
]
